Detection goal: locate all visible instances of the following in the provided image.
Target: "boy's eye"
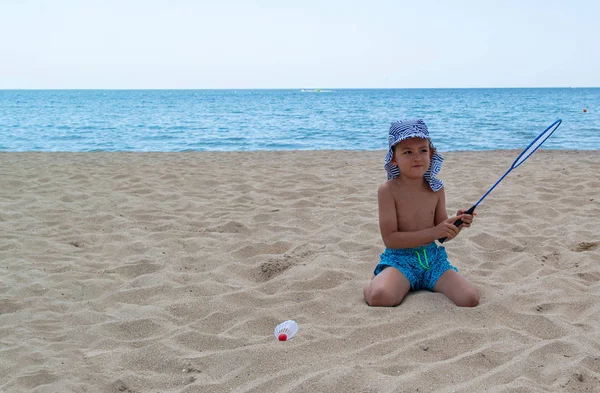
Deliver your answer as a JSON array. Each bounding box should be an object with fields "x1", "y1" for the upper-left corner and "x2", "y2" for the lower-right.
[{"x1": 403, "y1": 151, "x2": 411, "y2": 154}]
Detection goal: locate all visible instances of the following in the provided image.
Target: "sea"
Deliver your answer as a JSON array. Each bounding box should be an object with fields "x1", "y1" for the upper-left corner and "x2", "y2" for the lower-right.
[{"x1": 1, "y1": 88, "x2": 599, "y2": 152}]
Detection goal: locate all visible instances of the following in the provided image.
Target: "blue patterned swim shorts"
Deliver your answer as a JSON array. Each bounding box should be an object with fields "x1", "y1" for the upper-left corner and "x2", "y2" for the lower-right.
[{"x1": 374, "y1": 242, "x2": 457, "y2": 291}]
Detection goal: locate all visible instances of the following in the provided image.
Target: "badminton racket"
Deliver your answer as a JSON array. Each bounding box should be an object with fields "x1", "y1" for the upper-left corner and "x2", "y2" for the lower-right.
[{"x1": 439, "y1": 118, "x2": 562, "y2": 243}]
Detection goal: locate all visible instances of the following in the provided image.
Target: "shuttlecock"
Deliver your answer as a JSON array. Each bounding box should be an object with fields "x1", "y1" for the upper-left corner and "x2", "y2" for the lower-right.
[{"x1": 274, "y1": 320, "x2": 298, "y2": 341}]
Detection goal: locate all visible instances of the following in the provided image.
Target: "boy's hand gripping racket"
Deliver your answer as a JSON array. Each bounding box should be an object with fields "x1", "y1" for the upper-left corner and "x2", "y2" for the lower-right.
[{"x1": 439, "y1": 119, "x2": 562, "y2": 243}]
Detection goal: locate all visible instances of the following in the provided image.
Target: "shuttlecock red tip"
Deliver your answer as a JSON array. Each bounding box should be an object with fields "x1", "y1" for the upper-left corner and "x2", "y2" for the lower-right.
[{"x1": 278, "y1": 333, "x2": 287, "y2": 341}]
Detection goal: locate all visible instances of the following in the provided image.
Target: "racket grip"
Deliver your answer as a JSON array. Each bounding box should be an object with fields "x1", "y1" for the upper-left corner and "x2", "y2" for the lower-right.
[{"x1": 438, "y1": 205, "x2": 476, "y2": 244}]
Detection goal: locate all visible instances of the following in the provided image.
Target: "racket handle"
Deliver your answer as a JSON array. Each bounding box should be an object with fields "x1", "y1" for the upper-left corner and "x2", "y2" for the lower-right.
[{"x1": 438, "y1": 205, "x2": 476, "y2": 243}]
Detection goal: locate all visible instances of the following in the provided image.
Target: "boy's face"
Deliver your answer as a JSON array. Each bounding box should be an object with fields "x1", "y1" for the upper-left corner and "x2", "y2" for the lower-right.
[{"x1": 391, "y1": 138, "x2": 432, "y2": 178}]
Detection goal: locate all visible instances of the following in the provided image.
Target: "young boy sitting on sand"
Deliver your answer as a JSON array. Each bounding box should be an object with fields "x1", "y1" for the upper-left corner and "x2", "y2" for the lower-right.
[{"x1": 363, "y1": 119, "x2": 479, "y2": 307}]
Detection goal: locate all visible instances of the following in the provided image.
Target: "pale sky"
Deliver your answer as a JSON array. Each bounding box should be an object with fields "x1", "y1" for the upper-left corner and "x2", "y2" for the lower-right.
[{"x1": 1, "y1": 0, "x2": 598, "y2": 89}]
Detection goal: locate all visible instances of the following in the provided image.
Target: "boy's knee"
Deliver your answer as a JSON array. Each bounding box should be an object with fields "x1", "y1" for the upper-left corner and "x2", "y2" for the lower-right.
[
  {"x1": 366, "y1": 285, "x2": 401, "y2": 307},
  {"x1": 459, "y1": 289, "x2": 479, "y2": 307}
]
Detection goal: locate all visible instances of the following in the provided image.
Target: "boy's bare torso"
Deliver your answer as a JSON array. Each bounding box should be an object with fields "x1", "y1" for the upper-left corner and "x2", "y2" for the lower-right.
[{"x1": 387, "y1": 179, "x2": 439, "y2": 232}]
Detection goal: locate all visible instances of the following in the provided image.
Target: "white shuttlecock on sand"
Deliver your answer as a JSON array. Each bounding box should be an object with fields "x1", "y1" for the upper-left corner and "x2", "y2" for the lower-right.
[{"x1": 274, "y1": 320, "x2": 298, "y2": 341}]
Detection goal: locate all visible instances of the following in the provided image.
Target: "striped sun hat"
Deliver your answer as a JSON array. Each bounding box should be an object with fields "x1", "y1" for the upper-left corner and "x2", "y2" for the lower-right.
[{"x1": 384, "y1": 119, "x2": 444, "y2": 192}]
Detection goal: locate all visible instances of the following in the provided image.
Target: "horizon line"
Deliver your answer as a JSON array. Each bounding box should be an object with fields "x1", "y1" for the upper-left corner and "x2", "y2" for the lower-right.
[{"x1": 1, "y1": 86, "x2": 599, "y2": 91}]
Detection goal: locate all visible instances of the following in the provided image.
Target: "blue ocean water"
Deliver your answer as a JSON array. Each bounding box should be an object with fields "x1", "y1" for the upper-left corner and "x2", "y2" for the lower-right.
[{"x1": 1, "y1": 88, "x2": 599, "y2": 152}]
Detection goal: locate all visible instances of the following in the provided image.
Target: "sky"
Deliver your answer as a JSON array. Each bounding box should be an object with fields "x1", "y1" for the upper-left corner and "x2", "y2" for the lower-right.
[{"x1": 1, "y1": 0, "x2": 598, "y2": 89}]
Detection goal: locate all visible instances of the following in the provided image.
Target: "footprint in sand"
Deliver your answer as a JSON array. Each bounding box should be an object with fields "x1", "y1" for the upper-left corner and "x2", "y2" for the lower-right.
[
  {"x1": 254, "y1": 243, "x2": 316, "y2": 281},
  {"x1": 0, "y1": 299, "x2": 22, "y2": 314},
  {"x1": 571, "y1": 242, "x2": 599, "y2": 252},
  {"x1": 258, "y1": 259, "x2": 293, "y2": 281}
]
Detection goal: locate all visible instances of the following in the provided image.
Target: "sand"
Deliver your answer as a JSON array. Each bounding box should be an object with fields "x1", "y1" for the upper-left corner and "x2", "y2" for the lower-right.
[{"x1": 1, "y1": 150, "x2": 599, "y2": 393}]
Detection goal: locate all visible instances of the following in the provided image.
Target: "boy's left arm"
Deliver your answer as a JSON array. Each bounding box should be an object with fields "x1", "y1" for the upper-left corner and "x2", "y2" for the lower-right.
[
  {"x1": 434, "y1": 186, "x2": 449, "y2": 226},
  {"x1": 456, "y1": 208, "x2": 476, "y2": 228},
  {"x1": 434, "y1": 187, "x2": 475, "y2": 241}
]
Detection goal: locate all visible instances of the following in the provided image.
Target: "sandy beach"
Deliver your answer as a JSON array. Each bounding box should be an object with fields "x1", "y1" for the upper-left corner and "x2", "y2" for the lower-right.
[{"x1": 1, "y1": 150, "x2": 599, "y2": 393}]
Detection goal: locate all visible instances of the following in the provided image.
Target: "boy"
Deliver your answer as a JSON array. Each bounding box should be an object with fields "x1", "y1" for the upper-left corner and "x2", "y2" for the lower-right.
[{"x1": 363, "y1": 119, "x2": 479, "y2": 307}]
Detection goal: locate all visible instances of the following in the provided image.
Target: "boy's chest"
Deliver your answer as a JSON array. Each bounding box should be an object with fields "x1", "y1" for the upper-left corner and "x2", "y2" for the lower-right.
[{"x1": 394, "y1": 191, "x2": 438, "y2": 230}]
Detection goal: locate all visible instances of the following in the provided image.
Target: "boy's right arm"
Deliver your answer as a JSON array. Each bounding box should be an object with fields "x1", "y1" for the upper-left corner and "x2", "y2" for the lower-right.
[{"x1": 378, "y1": 183, "x2": 461, "y2": 249}]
